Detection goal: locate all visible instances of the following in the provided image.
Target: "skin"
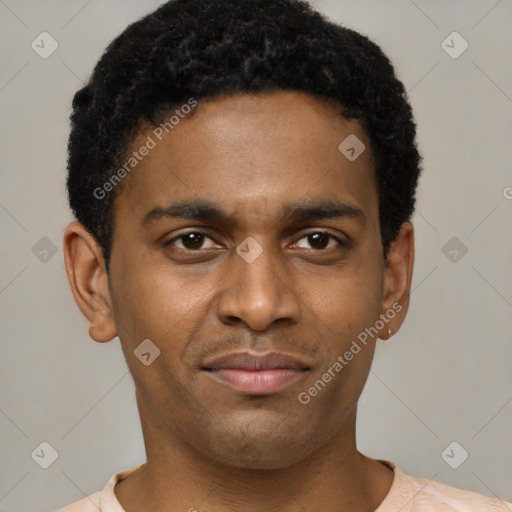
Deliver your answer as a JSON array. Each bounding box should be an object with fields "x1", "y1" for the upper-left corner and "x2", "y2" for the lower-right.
[{"x1": 64, "y1": 90, "x2": 414, "y2": 512}]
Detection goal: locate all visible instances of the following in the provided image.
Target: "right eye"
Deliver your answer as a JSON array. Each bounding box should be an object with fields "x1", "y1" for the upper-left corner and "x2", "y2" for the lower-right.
[{"x1": 165, "y1": 231, "x2": 220, "y2": 251}]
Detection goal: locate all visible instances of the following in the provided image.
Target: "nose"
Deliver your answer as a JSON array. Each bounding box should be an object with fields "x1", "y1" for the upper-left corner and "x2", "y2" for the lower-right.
[{"x1": 217, "y1": 246, "x2": 301, "y2": 332}]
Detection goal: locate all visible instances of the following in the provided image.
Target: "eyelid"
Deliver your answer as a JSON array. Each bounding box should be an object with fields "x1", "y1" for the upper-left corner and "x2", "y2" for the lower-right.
[
  {"x1": 292, "y1": 230, "x2": 348, "y2": 250},
  {"x1": 165, "y1": 229, "x2": 220, "y2": 249},
  {"x1": 165, "y1": 228, "x2": 349, "y2": 250}
]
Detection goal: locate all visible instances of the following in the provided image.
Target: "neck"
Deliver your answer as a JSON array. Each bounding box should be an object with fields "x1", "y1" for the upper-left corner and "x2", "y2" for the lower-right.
[{"x1": 115, "y1": 402, "x2": 394, "y2": 512}]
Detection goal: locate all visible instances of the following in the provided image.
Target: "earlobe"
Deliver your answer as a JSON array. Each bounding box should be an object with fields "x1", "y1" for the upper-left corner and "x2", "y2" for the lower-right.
[
  {"x1": 379, "y1": 222, "x2": 415, "y2": 339},
  {"x1": 63, "y1": 221, "x2": 118, "y2": 343}
]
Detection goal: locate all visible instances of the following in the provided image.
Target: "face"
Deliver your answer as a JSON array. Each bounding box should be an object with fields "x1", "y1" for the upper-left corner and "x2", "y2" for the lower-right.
[{"x1": 65, "y1": 90, "x2": 413, "y2": 470}]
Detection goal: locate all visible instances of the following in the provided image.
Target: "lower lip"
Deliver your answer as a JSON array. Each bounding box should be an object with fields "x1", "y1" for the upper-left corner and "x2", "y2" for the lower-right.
[{"x1": 205, "y1": 369, "x2": 306, "y2": 394}]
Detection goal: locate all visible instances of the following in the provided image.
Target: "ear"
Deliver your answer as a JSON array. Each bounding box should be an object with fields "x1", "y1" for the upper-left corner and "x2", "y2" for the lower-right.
[
  {"x1": 63, "y1": 221, "x2": 117, "y2": 343},
  {"x1": 379, "y1": 222, "x2": 415, "y2": 340}
]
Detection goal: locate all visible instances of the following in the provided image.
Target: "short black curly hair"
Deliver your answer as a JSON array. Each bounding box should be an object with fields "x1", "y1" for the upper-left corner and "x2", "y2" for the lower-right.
[{"x1": 67, "y1": 0, "x2": 422, "y2": 270}]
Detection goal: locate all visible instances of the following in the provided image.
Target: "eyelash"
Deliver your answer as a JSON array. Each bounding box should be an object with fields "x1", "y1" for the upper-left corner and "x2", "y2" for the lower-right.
[{"x1": 165, "y1": 230, "x2": 348, "y2": 252}]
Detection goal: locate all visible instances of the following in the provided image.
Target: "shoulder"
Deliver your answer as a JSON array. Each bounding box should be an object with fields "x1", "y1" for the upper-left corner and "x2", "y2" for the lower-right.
[
  {"x1": 378, "y1": 460, "x2": 512, "y2": 512},
  {"x1": 405, "y1": 471, "x2": 512, "y2": 511},
  {"x1": 54, "y1": 464, "x2": 144, "y2": 512},
  {"x1": 55, "y1": 491, "x2": 101, "y2": 511}
]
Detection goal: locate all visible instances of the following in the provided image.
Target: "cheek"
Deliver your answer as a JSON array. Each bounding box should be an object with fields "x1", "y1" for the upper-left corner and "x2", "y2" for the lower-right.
[
  {"x1": 109, "y1": 265, "x2": 203, "y2": 411},
  {"x1": 303, "y1": 254, "x2": 383, "y2": 402},
  {"x1": 315, "y1": 262, "x2": 383, "y2": 337},
  {"x1": 110, "y1": 259, "x2": 212, "y2": 355},
  {"x1": 305, "y1": 293, "x2": 380, "y2": 422}
]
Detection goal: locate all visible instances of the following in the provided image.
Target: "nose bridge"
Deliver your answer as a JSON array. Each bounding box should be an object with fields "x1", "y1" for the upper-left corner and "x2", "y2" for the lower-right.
[
  {"x1": 237, "y1": 244, "x2": 282, "y2": 299},
  {"x1": 217, "y1": 240, "x2": 301, "y2": 331}
]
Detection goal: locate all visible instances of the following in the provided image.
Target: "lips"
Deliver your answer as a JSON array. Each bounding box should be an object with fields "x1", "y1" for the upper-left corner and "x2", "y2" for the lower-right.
[{"x1": 201, "y1": 351, "x2": 311, "y2": 395}]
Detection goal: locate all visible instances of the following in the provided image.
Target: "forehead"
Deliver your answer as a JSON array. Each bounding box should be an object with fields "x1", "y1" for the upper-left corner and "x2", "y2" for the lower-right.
[{"x1": 114, "y1": 90, "x2": 377, "y2": 226}]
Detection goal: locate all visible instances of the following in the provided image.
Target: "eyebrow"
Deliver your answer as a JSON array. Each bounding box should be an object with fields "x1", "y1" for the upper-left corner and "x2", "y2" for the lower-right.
[{"x1": 141, "y1": 198, "x2": 366, "y2": 227}]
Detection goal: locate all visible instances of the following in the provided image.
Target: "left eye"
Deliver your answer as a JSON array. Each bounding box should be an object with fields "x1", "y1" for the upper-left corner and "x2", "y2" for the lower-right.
[{"x1": 293, "y1": 232, "x2": 345, "y2": 251}]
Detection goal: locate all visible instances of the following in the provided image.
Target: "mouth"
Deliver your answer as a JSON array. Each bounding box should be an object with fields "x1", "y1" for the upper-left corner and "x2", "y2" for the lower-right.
[{"x1": 201, "y1": 351, "x2": 311, "y2": 395}]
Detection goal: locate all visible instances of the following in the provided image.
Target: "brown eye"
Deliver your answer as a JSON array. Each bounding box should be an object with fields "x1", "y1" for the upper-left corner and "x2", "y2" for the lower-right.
[
  {"x1": 294, "y1": 231, "x2": 346, "y2": 251},
  {"x1": 307, "y1": 233, "x2": 330, "y2": 250},
  {"x1": 166, "y1": 232, "x2": 217, "y2": 251}
]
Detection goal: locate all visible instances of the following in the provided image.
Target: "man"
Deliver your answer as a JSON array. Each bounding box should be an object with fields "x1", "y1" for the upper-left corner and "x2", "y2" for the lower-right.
[{"x1": 60, "y1": 0, "x2": 511, "y2": 510}]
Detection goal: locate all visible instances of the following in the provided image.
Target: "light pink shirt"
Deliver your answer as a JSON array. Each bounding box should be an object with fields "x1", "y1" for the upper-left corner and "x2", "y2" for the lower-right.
[{"x1": 57, "y1": 460, "x2": 512, "y2": 511}]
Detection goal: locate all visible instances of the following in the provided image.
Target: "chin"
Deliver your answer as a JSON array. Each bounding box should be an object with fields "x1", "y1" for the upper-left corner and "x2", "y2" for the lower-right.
[{"x1": 202, "y1": 416, "x2": 318, "y2": 470}]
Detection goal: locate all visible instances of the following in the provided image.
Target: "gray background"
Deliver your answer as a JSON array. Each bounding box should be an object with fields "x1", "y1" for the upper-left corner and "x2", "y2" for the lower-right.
[{"x1": 1, "y1": 1, "x2": 511, "y2": 510}]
